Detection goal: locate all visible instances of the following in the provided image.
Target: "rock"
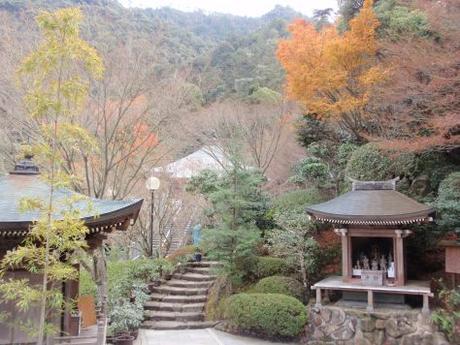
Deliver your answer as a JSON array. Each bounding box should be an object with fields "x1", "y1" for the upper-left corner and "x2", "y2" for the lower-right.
[
  {"x1": 382, "y1": 337, "x2": 399, "y2": 345},
  {"x1": 375, "y1": 319, "x2": 386, "y2": 329},
  {"x1": 360, "y1": 317, "x2": 375, "y2": 332},
  {"x1": 330, "y1": 308, "x2": 346, "y2": 326},
  {"x1": 313, "y1": 315, "x2": 323, "y2": 327},
  {"x1": 385, "y1": 317, "x2": 416, "y2": 338},
  {"x1": 364, "y1": 330, "x2": 384, "y2": 345},
  {"x1": 433, "y1": 332, "x2": 450, "y2": 345},
  {"x1": 320, "y1": 307, "x2": 332, "y2": 322},
  {"x1": 312, "y1": 328, "x2": 325, "y2": 339},
  {"x1": 330, "y1": 324, "x2": 355, "y2": 341},
  {"x1": 401, "y1": 332, "x2": 432, "y2": 345},
  {"x1": 354, "y1": 330, "x2": 372, "y2": 345}
]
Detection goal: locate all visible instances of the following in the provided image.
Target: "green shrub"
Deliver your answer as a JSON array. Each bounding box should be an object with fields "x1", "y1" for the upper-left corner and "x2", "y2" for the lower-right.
[
  {"x1": 127, "y1": 258, "x2": 174, "y2": 281},
  {"x1": 79, "y1": 268, "x2": 96, "y2": 297},
  {"x1": 375, "y1": 0, "x2": 432, "y2": 40},
  {"x1": 290, "y1": 157, "x2": 329, "y2": 185},
  {"x1": 436, "y1": 172, "x2": 460, "y2": 230},
  {"x1": 272, "y1": 188, "x2": 325, "y2": 211},
  {"x1": 222, "y1": 293, "x2": 307, "y2": 338},
  {"x1": 432, "y1": 283, "x2": 460, "y2": 343},
  {"x1": 248, "y1": 87, "x2": 281, "y2": 104},
  {"x1": 249, "y1": 276, "x2": 305, "y2": 302},
  {"x1": 252, "y1": 256, "x2": 292, "y2": 279},
  {"x1": 346, "y1": 143, "x2": 393, "y2": 181},
  {"x1": 205, "y1": 275, "x2": 233, "y2": 321}
]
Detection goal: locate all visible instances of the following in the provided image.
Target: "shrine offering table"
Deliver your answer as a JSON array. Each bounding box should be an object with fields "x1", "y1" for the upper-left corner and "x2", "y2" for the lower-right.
[{"x1": 312, "y1": 276, "x2": 433, "y2": 314}]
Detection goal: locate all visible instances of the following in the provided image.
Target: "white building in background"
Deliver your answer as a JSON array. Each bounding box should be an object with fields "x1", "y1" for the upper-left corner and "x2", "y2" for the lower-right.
[{"x1": 153, "y1": 145, "x2": 229, "y2": 179}]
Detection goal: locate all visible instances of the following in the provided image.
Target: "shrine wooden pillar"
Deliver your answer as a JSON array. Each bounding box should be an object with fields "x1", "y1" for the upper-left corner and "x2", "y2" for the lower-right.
[
  {"x1": 62, "y1": 265, "x2": 80, "y2": 336},
  {"x1": 394, "y1": 229, "x2": 412, "y2": 286},
  {"x1": 335, "y1": 228, "x2": 351, "y2": 282}
]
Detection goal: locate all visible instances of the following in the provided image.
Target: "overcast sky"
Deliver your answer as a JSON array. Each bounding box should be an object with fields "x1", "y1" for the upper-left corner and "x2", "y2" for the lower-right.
[{"x1": 119, "y1": 0, "x2": 338, "y2": 17}]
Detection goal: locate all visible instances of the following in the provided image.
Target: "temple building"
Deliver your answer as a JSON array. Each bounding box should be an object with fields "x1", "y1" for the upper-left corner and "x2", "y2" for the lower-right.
[
  {"x1": 306, "y1": 179, "x2": 435, "y2": 313},
  {"x1": 0, "y1": 156, "x2": 143, "y2": 344}
]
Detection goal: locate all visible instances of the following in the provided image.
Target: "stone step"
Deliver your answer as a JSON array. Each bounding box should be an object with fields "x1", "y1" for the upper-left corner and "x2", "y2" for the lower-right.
[
  {"x1": 166, "y1": 280, "x2": 212, "y2": 289},
  {"x1": 150, "y1": 294, "x2": 208, "y2": 304},
  {"x1": 186, "y1": 261, "x2": 222, "y2": 268},
  {"x1": 151, "y1": 286, "x2": 209, "y2": 296},
  {"x1": 172, "y1": 273, "x2": 216, "y2": 282},
  {"x1": 144, "y1": 310, "x2": 204, "y2": 322},
  {"x1": 141, "y1": 320, "x2": 217, "y2": 330},
  {"x1": 186, "y1": 266, "x2": 216, "y2": 275},
  {"x1": 144, "y1": 301, "x2": 205, "y2": 313}
]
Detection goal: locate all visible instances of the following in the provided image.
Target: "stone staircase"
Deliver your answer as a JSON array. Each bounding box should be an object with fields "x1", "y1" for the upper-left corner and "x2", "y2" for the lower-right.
[{"x1": 141, "y1": 261, "x2": 220, "y2": 330}]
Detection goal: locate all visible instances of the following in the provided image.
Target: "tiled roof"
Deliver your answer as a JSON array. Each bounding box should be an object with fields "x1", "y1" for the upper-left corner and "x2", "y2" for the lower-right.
[
  {"x1": 0, "y1": 174, "x2": 142, "y2": 232},
  {"x1": 306, "y1": 180, "x2": 435, "y2": 225}
]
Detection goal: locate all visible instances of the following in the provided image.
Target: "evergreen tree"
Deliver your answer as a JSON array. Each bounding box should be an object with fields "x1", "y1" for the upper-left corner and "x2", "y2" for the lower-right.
[{"x1": 187, "y1": 156, "x2": 268, "y2": 282}]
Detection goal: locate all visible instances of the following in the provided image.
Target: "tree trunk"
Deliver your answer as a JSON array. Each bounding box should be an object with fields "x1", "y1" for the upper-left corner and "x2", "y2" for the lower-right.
[
  {"x1": 93, "y1": 246, "x2": 108, "y2": 317},
  {"x1": 300, "y1": 258, "x2": 309, "y2": 303}
]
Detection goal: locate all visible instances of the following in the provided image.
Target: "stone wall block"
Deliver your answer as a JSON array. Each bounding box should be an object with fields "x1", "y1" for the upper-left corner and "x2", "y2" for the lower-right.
[
  {"x1": 354, "y1": 329, "x2": 372, "y2": 345},
  {"x1": 433, "y1": 332, "x2": 451, "y2": 345},
  {"x1": 375, "y1": 319, "x2": 386, "y2": 329},
  {"x1": 330, "y1": 323, "x2": 355, "y2": 341},
  {"x1": 321, "y1": 307, "x2": 332, "y2": 322},
  {"x1": 384, "y1": 317, "x2": 416, "y2": 338},
  {"x1": 360, "y1": 317, "x2": 375, "y2": 332},
  {"x1": 364, "y1": 329, "x2": 385, "y2": 345},
  {"x1": 330, "y1": 307, "x2": 346, "y2": 326},
  {"x1": 382, "y1": 336, "x2": 399, "y2": 345},
  {"x1": 303, "y1": 306, "x2": 450, "y2": 345},
  {"x1": 400, "y1": 332, "x2": 433, "y2": 345}
]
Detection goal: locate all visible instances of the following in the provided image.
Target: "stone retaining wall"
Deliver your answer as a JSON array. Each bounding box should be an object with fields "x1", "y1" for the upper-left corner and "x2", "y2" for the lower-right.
[{"x1": 303, "y1": 306, "x2": 450, "y2": 345}]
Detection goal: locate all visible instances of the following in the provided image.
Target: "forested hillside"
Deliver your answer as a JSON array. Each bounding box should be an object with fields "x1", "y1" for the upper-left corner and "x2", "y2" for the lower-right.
[{"x1": 0, "y1": 0, "x2": 302, "y2": 102}]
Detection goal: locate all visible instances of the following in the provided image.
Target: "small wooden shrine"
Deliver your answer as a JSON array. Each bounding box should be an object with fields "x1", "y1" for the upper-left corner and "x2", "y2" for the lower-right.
[
  {"x1": 306, "y1": 179, "x2": 435, "y2": 313},
  {"x1": 0, "y1": 156, "x2": 143, "y2": 344}
]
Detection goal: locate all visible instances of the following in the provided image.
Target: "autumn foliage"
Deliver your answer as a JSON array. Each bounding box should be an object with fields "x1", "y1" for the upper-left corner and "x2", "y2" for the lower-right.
[
  {"x1": 367, "y1": 0, "x2": 460, "y2": 152},
  {"x1": 277, "y1": 0, "x2": 384, "y2": 130}
]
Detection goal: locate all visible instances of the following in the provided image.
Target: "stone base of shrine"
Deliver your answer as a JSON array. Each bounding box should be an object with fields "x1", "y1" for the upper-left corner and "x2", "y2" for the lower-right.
[
  {"x1": 312, "y1": 276, "x2": 433, "y2": 313},
  {"x1": 302, "y1": 305, "x2": 449, "y2": 345}
]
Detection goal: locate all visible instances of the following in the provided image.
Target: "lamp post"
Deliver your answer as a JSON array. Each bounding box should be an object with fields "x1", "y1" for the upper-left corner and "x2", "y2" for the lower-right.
[{"x1": 145, "y1": 176, "x2": 160, "y2": 257}]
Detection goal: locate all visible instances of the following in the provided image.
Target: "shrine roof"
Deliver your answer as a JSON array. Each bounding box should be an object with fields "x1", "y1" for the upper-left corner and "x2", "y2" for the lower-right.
[
  {"x1": 0, "y1": 158, "x2": 143, "y2": 236},
  {"x1": 306, "y1": 179, "x2": 435, "y2": 225}
]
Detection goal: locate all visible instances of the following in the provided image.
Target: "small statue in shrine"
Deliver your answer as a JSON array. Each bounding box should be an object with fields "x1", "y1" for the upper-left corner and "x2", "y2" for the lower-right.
[
  {"x1": 371, "y1": 245, "x2": 380, "y2": 260},
  {"x1": 363, "y1": 255, "x2": 370, "y2": 270},
  {"x1": 388, "y1": 252, "x2": 393, "y2": 264},
  {"x1": 380, "y1": 255, "x2": 387, "y2": 271},
  {"x1": 355, "y1": 259, "x2": 361, "y2": 270},
  {"x1": 371, "y1": 258, "x2": 379, "y2": 271}
]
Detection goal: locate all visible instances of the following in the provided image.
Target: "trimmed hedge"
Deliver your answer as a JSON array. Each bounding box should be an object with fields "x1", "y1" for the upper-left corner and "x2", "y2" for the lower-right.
[
  {"x1": 252, "y1": 256, "x2": 292, "y2": 279},
  {"x1": 250, "y1": 276, "x2": 304, "y2": 302},
  {"x1": 222, "y1": 293, "x2": 307, "y2": 338}
]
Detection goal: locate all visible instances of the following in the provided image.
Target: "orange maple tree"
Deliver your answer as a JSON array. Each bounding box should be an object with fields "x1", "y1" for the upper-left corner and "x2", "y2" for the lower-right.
[{"x1": 277, "y1": 0, "x2": 385, "y2": 138}]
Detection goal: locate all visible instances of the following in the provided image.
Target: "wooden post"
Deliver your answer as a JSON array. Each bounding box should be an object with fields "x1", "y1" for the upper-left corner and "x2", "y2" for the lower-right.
[
  {"x1": 315, "y1": 288, "x2": 322, "y2": 307},
  {"x1": 93, "y1": 246, "x2": 108, "y2": 317},
  {"x1": 395, "y1": 230, "x2": 405, "y2": 286},
  {"x1": 367, "y1": 290, "x2": 374, "y2": 313},
  {"x1": 335, "y1": 228, "x2": 350, "y2": 282},
  {"x1": 422, "y1": 294, "x2": 430, "y2": 315}
]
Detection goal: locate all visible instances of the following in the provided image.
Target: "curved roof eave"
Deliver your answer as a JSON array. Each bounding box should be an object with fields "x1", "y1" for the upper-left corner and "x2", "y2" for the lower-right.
[
  {"x1": 306, "y1": 189, "x2": 435, "y2": 226},
  {"x1": 0, "y1": 198, "x2": 143, "y2": 232}
]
